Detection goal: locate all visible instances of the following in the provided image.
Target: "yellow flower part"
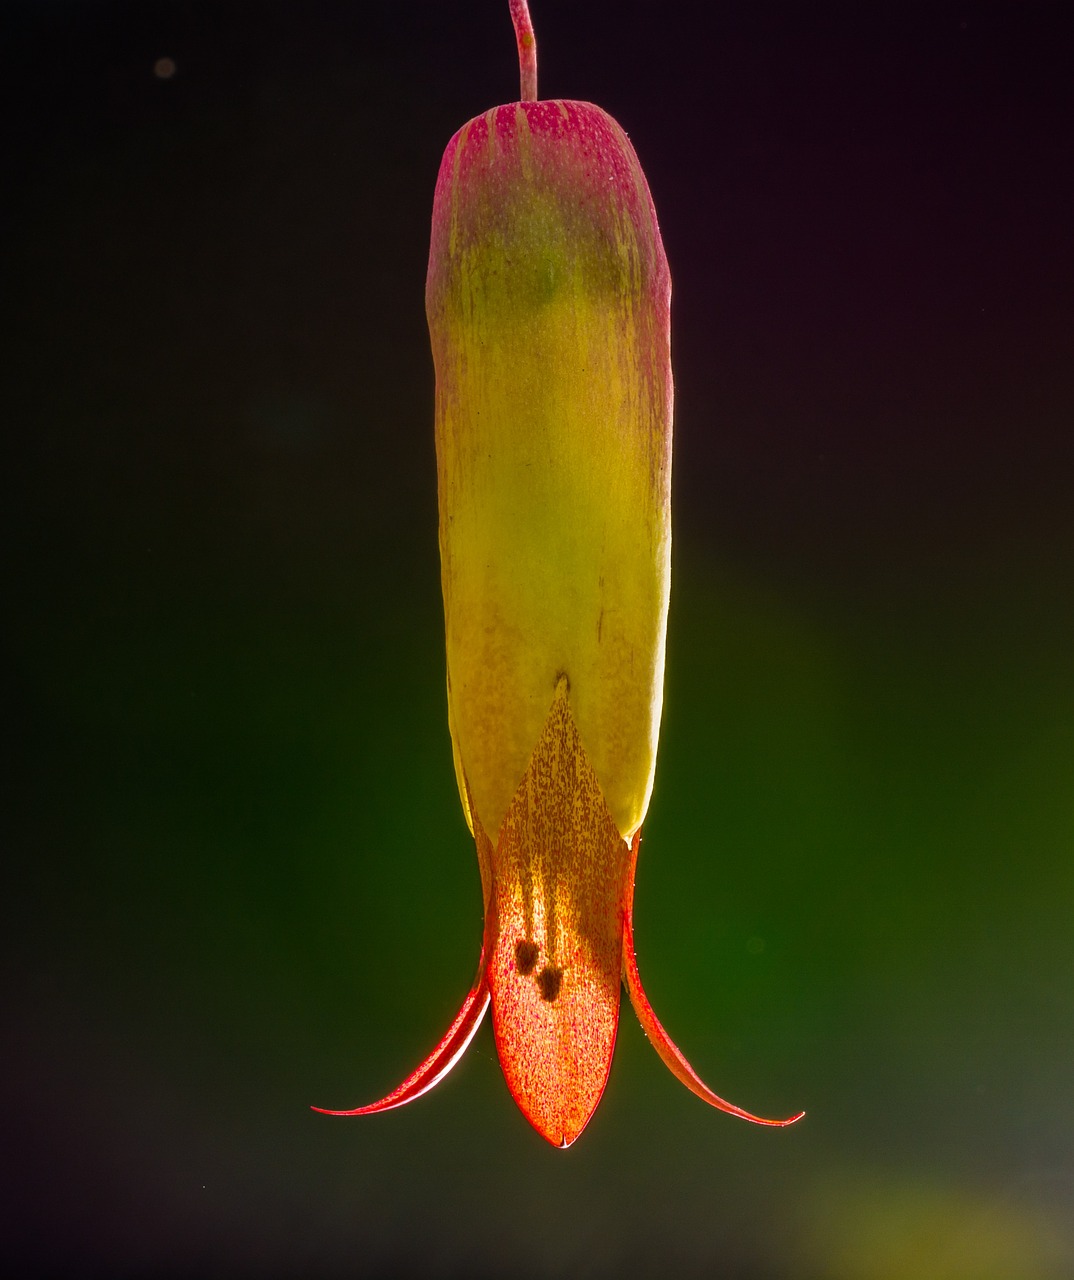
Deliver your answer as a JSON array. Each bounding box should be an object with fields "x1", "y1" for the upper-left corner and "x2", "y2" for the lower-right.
[{"x1": 432, "y1": 96, "x2": 671, "y2": 849}]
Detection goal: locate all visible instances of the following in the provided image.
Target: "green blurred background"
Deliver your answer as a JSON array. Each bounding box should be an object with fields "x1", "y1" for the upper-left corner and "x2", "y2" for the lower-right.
[{"x1": 6, "y1": 2, "x2": 1072, "y2": 1275}]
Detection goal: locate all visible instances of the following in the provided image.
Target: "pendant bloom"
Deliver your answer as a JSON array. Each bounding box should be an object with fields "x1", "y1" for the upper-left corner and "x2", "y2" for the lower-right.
[{"x1": 316, "y1": 0, "x2": 803, "y2": 1147}]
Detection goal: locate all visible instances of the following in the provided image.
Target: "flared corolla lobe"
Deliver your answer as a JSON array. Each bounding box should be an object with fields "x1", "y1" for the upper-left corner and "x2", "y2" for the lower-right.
[
  {"x1": 428, "y1": 100, "x2": 672, "y2": 846},
  {"x1": 475, "y1": 675, "x2": 634, "y2": 1145}
]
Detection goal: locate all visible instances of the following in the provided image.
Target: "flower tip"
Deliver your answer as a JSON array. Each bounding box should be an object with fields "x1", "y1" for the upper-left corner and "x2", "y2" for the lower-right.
[
  {"x1": 314, "y1": 967, "x2": 491, "y2": 1120},
  {"x1": 623, "y1": 906, "x2": 803, "y2": 1130},
  {"x1": 733, "y1": 1105, "x2": 806, "y2": 1128},
  {"x1": 509, "y1": 1081, "x2": 600, "y2": 1149},
  {"x1": 524, "y1": 1118, "x2": 583, "y2": 1149},
  {"x1": 311, "y1": 1097, "x2": 422, "y2": 1116}
]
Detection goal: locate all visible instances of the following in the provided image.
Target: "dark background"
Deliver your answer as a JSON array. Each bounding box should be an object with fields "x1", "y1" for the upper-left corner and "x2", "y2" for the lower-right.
[{"x1": 5, "y1": 2, "x2": 1073, "y2": 1276}]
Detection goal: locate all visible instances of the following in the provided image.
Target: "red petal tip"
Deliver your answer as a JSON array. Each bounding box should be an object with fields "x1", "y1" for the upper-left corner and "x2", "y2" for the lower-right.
[
  {"x1": 312, "y1": 970, "x2": 489, "y2": 1118},
  {"x1": 622, "y1": 907, "x2": 803, "y2": 1128}
]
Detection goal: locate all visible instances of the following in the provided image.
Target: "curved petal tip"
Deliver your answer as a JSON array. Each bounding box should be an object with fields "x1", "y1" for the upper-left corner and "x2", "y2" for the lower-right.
[
  {"x1": 312, "y1": 969, "x2": 490, "y2": 1117},
  {"x1": 622, "y1": 904, "x2": 804, "y2": 1128}
]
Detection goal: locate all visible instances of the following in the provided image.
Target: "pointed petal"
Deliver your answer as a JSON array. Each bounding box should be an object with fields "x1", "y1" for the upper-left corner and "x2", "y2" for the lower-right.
[
  {"x1": 483, "y1": 678, "x2": 633, "y2": 1147},
  {"x1": 622, "y1": 893, "x2": 805, "y2": 1128},
  {"x1": 312, "y1": 947, "x2": 490, "y2": 1116}
]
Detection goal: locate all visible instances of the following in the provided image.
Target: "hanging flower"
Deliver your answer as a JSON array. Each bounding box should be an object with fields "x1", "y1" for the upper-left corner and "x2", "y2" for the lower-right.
[{"x1": 315, "y1": 0, "x2": 803, "y2": 1147}]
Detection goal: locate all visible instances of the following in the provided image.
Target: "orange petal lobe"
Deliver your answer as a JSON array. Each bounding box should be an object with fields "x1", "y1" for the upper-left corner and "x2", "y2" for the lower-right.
[
  {"x1": 311, "y1": 947, "x2": 490, "y2": 1117},
  {"x1": 622, "y1": 898, "x2": 805, "y2": 1128},
  {"x1": 482, "y1": 677, "x2": 633, "y2": 1147}
]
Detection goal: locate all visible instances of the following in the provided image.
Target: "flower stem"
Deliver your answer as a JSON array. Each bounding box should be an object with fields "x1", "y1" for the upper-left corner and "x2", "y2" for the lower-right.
[{"x1": 509, "y1": 0, "x2": 538, "y2": 101}]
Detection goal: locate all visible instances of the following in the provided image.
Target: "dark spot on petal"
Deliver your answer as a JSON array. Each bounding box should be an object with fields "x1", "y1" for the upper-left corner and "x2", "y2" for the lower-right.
[
  {"x1": 515, "y1": 939, "x2": 539, "y2": 975},
  {"x1": 537, "y1": 966, "x2": 564, "y2": 1002}
]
